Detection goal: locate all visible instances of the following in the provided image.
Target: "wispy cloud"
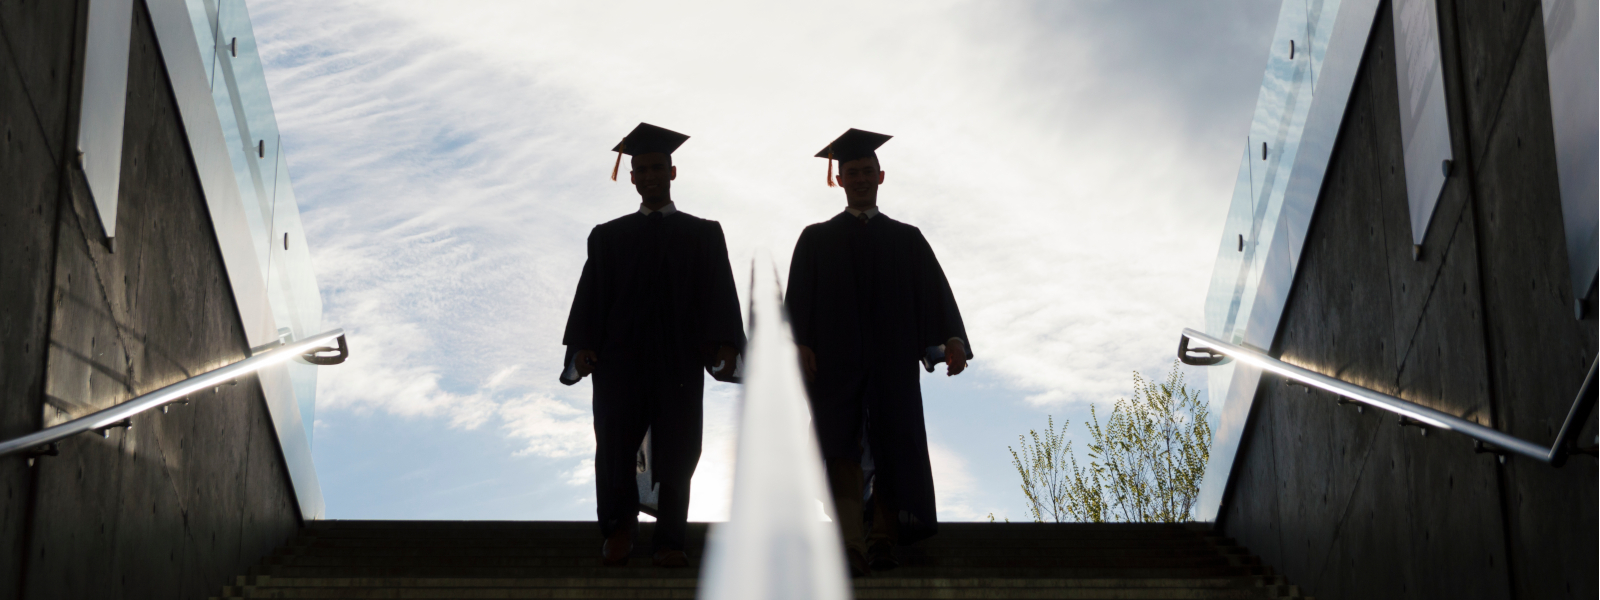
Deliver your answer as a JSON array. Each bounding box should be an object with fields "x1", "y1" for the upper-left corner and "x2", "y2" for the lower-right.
[
  {"x1": 565, "y1": 459, "x2": 595, "y2": 486},
  {"x1": 501, "y1": 394, "x2": 590, "y2": 458},
  {"x1": 252, "y1": 0, "x2": 1277, "y2": 519},
  {"x1": 928, "y1": 441, "x2": 987, "y2": 521}
]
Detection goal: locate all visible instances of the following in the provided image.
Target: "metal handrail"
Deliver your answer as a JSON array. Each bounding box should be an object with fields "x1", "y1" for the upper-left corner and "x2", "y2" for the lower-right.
[
  {"x1": 700, "y1": 255, "x2": 850, "y2": 600},
  {"x1": 0, "y1": 328, "x2": 348, "y2": 459},
  {"x1": 1178, "y1": 328, "x2": 1597, "y2": 466}
]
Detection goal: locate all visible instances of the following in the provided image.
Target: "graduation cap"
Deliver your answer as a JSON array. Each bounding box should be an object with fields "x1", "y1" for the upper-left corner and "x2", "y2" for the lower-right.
[
  {"x1": 611, "y1": 123, "x2": 690, "y2": 181},
  {"x1": 816, "y1": 128, "x2": 892, "y2": 187}
]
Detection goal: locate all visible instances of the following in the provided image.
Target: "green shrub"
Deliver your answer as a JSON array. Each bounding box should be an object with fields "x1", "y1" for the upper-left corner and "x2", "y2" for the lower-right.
[{"x1": 1009, "y1": 360, "x2": 1211, "y2": 522}]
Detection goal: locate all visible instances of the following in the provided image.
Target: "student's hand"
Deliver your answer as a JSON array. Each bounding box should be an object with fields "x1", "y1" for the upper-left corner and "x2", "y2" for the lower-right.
[
  {"x1": 713, "y1": 344, "x2": 740, "y2": 376},
  {"x1": 798, "y1": 344, "x2": 818, "y2": 382},
  {"x1": 945, "y1": 339, "x2": 967, "y2": 376},
  {"x1": 576, "y1": 350, "x2": 599, "y2": 377}
]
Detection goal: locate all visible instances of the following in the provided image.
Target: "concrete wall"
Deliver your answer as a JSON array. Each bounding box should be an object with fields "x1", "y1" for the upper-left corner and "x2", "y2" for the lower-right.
[
  {"x1": 0, "y1": 2, "x2": 302, "y2": 599},
  {"x1": 1218, "y1": 2, "x2": 1598, "y2": 599}
]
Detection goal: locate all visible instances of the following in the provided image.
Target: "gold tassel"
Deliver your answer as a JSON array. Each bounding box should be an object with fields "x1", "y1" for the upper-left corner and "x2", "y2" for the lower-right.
[
  {"x1": 826, "y1": 148, "x2": 836, "y2": 187},
  {"x1": 610, "y1": 139, "x2": 626, "y2": 181}
]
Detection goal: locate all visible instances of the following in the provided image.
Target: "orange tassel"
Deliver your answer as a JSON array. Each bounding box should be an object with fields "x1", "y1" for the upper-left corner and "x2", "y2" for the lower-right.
[
  {"x1": 610, "y1": 139, "x2": 625, "y2": 181},
  {"x1": 826, "y1": 148, "x2": 836, "y2": 187}
]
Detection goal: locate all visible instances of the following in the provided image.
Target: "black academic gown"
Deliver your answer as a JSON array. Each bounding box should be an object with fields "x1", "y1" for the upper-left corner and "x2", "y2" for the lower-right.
[
  {"x1": 562, "y1": 209, "x2": 745, "y2": 550},
  {"x1": 784, "y1": 211, "x2": 970, "y2": 544}
]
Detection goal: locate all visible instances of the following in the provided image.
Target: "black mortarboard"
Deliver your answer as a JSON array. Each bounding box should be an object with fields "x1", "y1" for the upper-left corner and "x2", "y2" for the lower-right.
[
  {"x1": 611, "y1": 123, "x2": 689, "y2": 181},
  {"x1": 815, "y1": 128, "x2": 891, "y2": 187}
]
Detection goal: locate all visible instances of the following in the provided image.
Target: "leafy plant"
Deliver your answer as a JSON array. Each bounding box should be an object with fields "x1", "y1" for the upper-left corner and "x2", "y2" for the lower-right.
[{"x1": 1009, "y1": 360, "x2": 1211, "y2": 522}]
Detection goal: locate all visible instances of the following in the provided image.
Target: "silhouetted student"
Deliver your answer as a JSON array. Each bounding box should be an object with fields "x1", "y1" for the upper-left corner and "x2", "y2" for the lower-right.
[
  {"x1": 785, "y1": 128, "x2": 972, "y2": 577},
  {"x1": 561, "y1": 123, "x2": 745, "y2": 568}
]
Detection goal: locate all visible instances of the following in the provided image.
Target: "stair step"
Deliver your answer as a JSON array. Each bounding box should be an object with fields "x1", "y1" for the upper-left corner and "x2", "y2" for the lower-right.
[
  {"x1": 274, "y1": 544, "x2": 1223, "y2": 559},
  {"x1": 216, "y1": 588, "x2": 1279, "y2": 600},
  {"x1": 212, "y1": 522, "x2": 1309, "y2": 600},
  {"x1": 250, "y1": 566, "x2": 1267, "y2": 580},
  {"x1": 237, "y1": 576, "x2": 1260, "y2": 588},
  {"x1": 272, "y1": 553, "x2": 1222, "y2": 566},
  {"x1": 291, "y1": 540, "x2": 1209, "y2": 550},
  {"x1": 264, "y1": 559, "x2": 1239, "y2": 571}
]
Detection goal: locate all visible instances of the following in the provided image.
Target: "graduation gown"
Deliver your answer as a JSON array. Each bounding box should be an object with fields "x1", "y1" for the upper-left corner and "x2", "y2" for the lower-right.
[
  {"x1": 561, "y1": 209, "x2": 745, "y2": 547},
  {"x1": 563, "y1": 210, "x2": 745, "y2": 374},
  {"x1": 784, "y1": 211, "x2": 970, "y2": 543}
]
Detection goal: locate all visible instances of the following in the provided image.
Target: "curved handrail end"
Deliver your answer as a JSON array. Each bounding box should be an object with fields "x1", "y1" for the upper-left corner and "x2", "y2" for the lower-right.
[
  {"x1": 301, "y1": 334, "x2": 349, "y2": 366},
  {"x1": 1178, "y1": 330, "x2": 1231, "y2": 366}
]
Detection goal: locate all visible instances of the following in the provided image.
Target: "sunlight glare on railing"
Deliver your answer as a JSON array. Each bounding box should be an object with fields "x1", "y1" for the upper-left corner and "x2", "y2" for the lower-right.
[{"x1": 699, "y1": 253, "x2": 851, "y2": 600}]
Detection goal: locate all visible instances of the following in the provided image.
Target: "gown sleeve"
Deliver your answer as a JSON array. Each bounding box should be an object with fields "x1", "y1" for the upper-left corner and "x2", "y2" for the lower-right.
[
  {"x1": 702, "y1": 221, "x2": 747, "y2": 351},
  {"x1": 912, "y1": 228, "x2": 972, "y2": 359},
  {"x1": 561, "y1": 227, "x2": 605, "y2": 372},
  {"x1": 784, "y1": 227, "x2": 818, "y2": 349}
]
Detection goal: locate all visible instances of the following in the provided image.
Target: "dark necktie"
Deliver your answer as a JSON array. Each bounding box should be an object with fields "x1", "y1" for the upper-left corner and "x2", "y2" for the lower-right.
[
  {"x1": 858, "y1": 212, "x2": 869, "y2": 224},
  {"x1": 649, "y1": 211, "x2": 665, "y2": 222}
]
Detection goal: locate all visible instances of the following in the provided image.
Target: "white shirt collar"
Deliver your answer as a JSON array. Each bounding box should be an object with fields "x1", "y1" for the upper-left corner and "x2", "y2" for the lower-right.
[
  {"x1": 844, "y1": 206, "x2": 879, "y2": 220},
  {"x1": 639, "y1": 201, "x2": 678, "y2": 216}
]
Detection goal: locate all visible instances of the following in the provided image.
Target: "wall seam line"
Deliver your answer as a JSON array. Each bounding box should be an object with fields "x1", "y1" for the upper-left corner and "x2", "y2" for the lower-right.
[
  {"x1": 0, "y1": 9, "x2": 64, "y2": 160},
  {"x1": 11, "y1": 0, "x2": 90, "y2": 596},
  {"x1": 1307, "y1": 44, "x2": 1402, "y2": 587},
  {"x1": 1465, "y1": 2, "x2": 1540, "y2": 170},
  {"x1": 1446, "y1": 0, "x2": 1529, "y2": 598},
  {"x1": 1439, "y1": 0, "x2": 1520, "y2": 597}
]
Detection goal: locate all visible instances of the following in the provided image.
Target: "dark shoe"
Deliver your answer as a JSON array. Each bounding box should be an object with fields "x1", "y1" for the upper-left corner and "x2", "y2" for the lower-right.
[
  {"x1": 867, "y1": 541, "x2": 898, "y2": 571},
  {"x1": 601, "y1": 527, "x2": 634, "y2": 566},
  {"x1": 846, "y1": 548, "x2": 871, "y2": 578},
  {"x1": 652, "y1": 549, "x2": 689, "y2": 568}
]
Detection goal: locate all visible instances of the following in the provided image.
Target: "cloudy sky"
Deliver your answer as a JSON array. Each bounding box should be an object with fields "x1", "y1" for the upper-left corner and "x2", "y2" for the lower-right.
[{"x1": 250, "y1": 0, "x2": 1280, "y2": 522}]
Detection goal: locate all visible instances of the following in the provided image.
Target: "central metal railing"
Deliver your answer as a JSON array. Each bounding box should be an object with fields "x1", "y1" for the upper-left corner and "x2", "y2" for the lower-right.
[
  {"x1": 1178, "y1": 328, "x2": 1597, "y2": 466},
  {"x1": 0, "y1": 328, "x2": 348, "y2": 460},
  {"x1": 699, "y1": 256, "x2": 850, "y2": 600}
]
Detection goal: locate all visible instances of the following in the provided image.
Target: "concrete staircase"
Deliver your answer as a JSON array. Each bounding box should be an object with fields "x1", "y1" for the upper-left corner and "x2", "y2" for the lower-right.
[{"x1": 212, "y1": 521, "x2": 1312, "y2": 599}]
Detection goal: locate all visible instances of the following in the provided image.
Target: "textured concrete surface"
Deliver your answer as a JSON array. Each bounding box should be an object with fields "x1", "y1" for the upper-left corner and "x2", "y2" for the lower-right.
[
  {"x1": 0, "y1": 0, "x2": 83, "y2": 596},
  {"x1": 0, "y1": 3, "x2": 301, "y2": 600},
  {"x1": 0, "y1": 0, "x2": 81, "y2": 158},
  {"x1": 1219, "y1": 2, "x2": 1598, "y2": 599}
]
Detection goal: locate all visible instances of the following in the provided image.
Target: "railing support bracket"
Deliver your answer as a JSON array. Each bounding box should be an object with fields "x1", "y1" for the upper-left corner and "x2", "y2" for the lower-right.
[
  {"x1": 22, "y1": 442, "x2": 59, "y2": 467},
  {"x1": 1474, "y1": 440, "x2": 1509, "y2": 464},
  {"x1": 95, "y1": 418, "x2": 132, "y2": 437},
  {"x1": 1397, "y1": 415, "x2": 1427, "y2": 436}
]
